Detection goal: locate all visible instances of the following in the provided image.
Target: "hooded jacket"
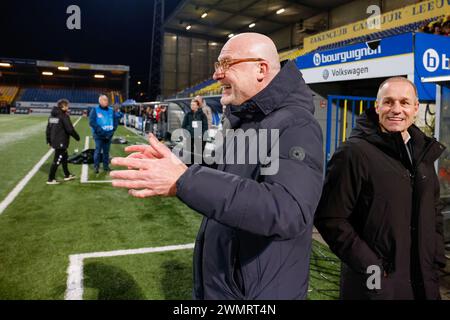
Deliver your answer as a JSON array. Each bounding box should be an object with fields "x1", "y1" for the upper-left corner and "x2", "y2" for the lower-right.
[
  {"x1": 315, "y1": 107, "x2": 446, "y2": 300},
  {"x1": 176, "y1": 61, "x2": 324, "y2": 299},
  {"x1": 46, "y1": 107, "x2": 80, "y2": 149}
]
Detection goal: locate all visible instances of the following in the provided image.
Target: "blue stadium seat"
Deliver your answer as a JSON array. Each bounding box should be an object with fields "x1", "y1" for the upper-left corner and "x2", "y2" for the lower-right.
[{"x1": 19, "y1": 87, "x2": 107, "y2": 104}]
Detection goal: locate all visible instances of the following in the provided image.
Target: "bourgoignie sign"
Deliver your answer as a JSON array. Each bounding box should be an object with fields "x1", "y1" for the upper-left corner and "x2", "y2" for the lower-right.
[{"x1": 295, "y1": 33, "x2": 414, "y2": 84}]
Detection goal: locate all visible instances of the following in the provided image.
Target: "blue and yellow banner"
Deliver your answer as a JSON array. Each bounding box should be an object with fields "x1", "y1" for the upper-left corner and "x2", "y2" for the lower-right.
[{"x1": 304, "y1": 0, "x2": 449, "y2": 52}]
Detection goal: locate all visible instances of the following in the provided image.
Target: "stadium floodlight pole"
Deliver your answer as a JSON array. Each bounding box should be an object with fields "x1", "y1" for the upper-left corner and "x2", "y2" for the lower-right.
[
  {"x1": 124, "y1": 71, "x2": 130, "y2": 100},
  {"x1": 148, "y1": 0, "x2": 165, "y2": 101}
]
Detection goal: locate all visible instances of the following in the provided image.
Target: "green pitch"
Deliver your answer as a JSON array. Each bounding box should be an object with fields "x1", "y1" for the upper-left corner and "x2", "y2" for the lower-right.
[{"x1": 0, "y1": 115, "x2": 339, "y2": 300}]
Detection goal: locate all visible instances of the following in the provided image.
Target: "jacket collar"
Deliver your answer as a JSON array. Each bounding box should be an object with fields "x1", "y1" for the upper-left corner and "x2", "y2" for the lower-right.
[{"x1": 350, "y1": 107, "x2": 445, "y2": 166}]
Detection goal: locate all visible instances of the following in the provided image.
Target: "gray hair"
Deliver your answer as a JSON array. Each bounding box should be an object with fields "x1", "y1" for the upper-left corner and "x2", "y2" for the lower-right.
[{"x1": 98, "y1": 94, "x2": 109, "y2": 103}]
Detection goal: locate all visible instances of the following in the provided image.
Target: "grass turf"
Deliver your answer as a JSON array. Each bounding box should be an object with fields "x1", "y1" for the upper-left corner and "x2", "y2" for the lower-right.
[
  {"x1": 0, "y1": 115, "x2": 50, "y2": 200},
  {"x1": 0, "y1": 115, "x2": 339, "y2": 300}
]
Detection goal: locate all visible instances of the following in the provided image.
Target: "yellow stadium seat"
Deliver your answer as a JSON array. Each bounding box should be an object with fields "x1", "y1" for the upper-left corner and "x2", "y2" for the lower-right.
[{"x1": 0, "y1": 86, "x2": 20, "y2": 104}]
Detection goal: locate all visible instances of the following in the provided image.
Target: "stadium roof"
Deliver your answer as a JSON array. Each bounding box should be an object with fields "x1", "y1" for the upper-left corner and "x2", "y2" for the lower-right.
[
  {"x1": 0, "y1": 57, "x2": 128, "y2": 85},
  {"x1": 0, "y1": 57, "x2": 129, "y2": 73},
  {"x1": 164, "y1": 0, "x2": 353, "y2": 41}
]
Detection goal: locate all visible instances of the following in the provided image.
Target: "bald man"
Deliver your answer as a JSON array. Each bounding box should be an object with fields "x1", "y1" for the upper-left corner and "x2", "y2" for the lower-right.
[
  {"x1": 89, "y1": 95, "x2": 118, "y2": 173},
  {"x1": 110, "y1": 33, "x2": 323, "y2": 299},
  {"x1": 315, "y1": 77, "x2": 445, "y2": 299}
]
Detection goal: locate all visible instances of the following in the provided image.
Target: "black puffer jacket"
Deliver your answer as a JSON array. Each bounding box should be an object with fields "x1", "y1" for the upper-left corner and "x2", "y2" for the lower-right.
[
  {"x1": 46, "y1": 107, "x2": 80, "y2": 149},
  {"x1": 176, "y1": 61, "x2": 324, "y2": 299},
  {"x1": 315, "y1": 107, "x2": 446, "y2": 300}
]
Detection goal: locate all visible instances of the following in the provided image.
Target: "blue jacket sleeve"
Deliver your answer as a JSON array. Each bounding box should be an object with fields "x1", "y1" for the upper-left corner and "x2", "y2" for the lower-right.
[{"x1": 176, "y1": 120, "x2": 324, "y2": 240}]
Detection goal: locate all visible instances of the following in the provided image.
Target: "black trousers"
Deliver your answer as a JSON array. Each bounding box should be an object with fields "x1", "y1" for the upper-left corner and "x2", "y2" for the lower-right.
[{"x1": 48, "y1": 148, "x2": 70, "y2": 181}]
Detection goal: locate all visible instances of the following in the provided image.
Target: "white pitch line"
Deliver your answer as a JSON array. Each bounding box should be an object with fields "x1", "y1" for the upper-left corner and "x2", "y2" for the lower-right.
[
  {"x1": 0, "y1": 116, "x2": 82, "y2": 215},
  {"x1": 80, "y1": 136, "x2": 113, "y2": 184},
  {"x1": 84, "y1": 180, "x2": 113, "y2": 184},
  {"x1": 123, "y1": 124, "x2": 148, "y2": 141},
  {"x1": 65, "y1": 243, "x2": 195, "y2": 300},
  {"x1": 81, "y1": 125, "x2": 146, "y2": 184},
  {"x1": 80, "y1": 136, "x2": 89, "y2": 183}
]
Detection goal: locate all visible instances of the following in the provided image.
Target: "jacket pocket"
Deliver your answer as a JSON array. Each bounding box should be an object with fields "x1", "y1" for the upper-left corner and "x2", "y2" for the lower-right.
[
  {"x1": 362, "y1": 198, "x2": 395, "y2": 270},
  {"x1": 232, "y1": 255, "x2": 246, "y2": 297},
  {"x1": 228, "y1": 239, "x2": 245, "y2": 299},
  {"x1": 362, "y1": 196, "x2": 389, "y2": 244}
]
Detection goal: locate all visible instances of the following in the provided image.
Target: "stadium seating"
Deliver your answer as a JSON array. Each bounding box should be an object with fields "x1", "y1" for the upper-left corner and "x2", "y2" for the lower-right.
[
  {"x1": 174, "y1": 79, "x2": 216, "y2": 98},
  {"x1": 110, "y1": 90, "x2": 123, "y2": 105},
  {"x1": 0, "y1": 86, "x2": 20, "y2": 104},
  {"x1": 279, "y1": 48, "x2": 306, "y2": 62},
  {"x1": 17, "y1": 87, "x2": 122, "y2": 104},
  {"x1": 195, "y1": 81, "x2": 221, "y2": 97}
]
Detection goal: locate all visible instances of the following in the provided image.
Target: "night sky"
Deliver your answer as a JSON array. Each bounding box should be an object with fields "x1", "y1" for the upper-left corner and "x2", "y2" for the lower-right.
[{"x1": 0, "y1": 0, "x2": 180, "y2": 98}]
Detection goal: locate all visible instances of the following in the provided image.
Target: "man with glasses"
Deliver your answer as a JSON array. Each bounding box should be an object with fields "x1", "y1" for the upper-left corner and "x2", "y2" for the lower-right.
[{"x1": 110, "y1": 33, "x2": 323, "y2": 300}]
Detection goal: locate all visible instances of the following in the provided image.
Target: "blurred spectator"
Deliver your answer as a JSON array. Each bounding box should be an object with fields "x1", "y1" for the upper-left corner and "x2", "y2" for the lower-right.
[
  {"x1": 442, "y1": 17, "x2": 450, "y2": 36},
  {"x1": 158, "y1": 105, "x2": 168, "y2": 140},
  {"x1": 432, "y1": 20, "x2": 442, "y2": 35},
  {"x1": 182, "y1": 98, "x2": 208, "y2": 163},
  {"x1": 195, "y1": 95, "x2": 213, "y2": 129},
  {"x1": 144, "y1": 106, "x2": 154, "y2": 133},
  {"x1": 113, "y1": 104, "x2": 123, "y2": 125},
  {"x1": 219, "y1": 105, "x2": 230, "y2": 134},
  {"x1": 420, "y1": 17, "x2": 450, "y2": 36},
  {"x1": 420, "y1": 21, "x2": 432, "y2": 33},
  {"x1": 153, "y1": 105, "x2": 161, "y2": 135}
]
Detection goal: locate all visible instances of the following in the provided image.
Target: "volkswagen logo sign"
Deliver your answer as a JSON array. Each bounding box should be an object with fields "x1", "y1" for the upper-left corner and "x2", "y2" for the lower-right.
[
  {"x1": 322, "y1": 69, "x2": 329, "y2": 80},
  {"x1": 313, "y1": 53, "x2": 322, "y2": 66}
]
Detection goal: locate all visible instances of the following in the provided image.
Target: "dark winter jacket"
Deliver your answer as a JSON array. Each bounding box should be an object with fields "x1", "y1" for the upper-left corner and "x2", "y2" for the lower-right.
[
  {"x1": 46, "y1": 107, "x2": 80, "y2": 149},
  {"x1": 176, "y1": 61, "x2": 324, "y2": 300},
  {"x1": 314, "y1": 107, "x2": 446, "y2": 300},
  {"x1": 181, "y1": 109, "x2": 208, "y2": 139}
]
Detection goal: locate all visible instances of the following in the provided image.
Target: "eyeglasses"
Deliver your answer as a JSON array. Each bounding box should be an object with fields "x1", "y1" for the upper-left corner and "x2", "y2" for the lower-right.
[{"x1": 214, "y1": 58, "x2": 265, "y2": 73}]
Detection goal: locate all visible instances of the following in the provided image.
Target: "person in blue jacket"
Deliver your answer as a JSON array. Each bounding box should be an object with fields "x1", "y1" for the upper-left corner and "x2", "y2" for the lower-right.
[
  {"x1": 89, "y1": 95, "x2": 118, "y2": 173},
  {"x1": 110, "y1": 33, "x2": 324, "y2": 300}
]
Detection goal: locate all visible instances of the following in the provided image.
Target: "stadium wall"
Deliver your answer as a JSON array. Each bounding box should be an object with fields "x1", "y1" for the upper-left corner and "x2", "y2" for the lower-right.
[{"x1": 268, "y1": 0, "x2": 432, "y2": 52}]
